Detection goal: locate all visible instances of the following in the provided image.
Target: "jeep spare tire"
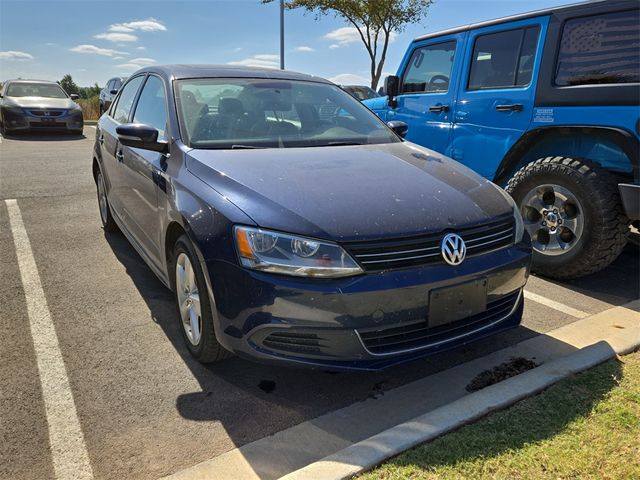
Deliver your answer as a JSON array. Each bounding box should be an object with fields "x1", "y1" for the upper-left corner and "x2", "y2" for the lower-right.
[{"x1": 507, "y1": 156, "x2": 628, "y2": 279}]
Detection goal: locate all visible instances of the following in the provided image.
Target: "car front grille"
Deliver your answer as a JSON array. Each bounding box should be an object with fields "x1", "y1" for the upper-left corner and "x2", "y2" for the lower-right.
[
  {"x1": 28, "y1": 109, "x2": 65, "y2": 117},
  {"x1": 343, "y1": 215, "x2": 514, "y2": 271},
  {"x1": 262, "y1": 331, "x2": 325, "y2": 355},
  {"x1": 357, "y1": 290, "x2": 521, "y2": 355}
]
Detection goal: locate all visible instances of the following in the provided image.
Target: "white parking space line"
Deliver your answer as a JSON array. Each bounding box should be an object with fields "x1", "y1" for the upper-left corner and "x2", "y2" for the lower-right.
[
  {"x1": 524, "y1": 290, "x2": 589, "y2": 318},
  {"x1": 5, "y1": 199, "x2": 94, "y2": 480}
]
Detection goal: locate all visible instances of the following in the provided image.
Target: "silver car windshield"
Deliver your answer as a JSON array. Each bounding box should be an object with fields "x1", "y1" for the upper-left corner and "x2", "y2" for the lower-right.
[
  {"x1": 175, "y1": 78, "x2": 399, "y2": 149},
  {"x1": 6, "y1": 83, "x2": 68, "y2": 99}
]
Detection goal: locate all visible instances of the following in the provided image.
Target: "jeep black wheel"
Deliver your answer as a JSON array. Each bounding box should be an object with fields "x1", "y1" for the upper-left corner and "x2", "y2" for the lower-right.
[{"x1": 507, "y1": 156, "x2": 628, "y2": 279}]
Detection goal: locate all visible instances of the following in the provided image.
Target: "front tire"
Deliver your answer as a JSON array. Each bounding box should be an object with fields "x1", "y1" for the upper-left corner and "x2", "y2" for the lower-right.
[
  {"x1": 507, "y1": 156, "x2": 628, "y2": 279},
  {"x1": 171, "y1": 235, "x2": 230, "y2": 363}
]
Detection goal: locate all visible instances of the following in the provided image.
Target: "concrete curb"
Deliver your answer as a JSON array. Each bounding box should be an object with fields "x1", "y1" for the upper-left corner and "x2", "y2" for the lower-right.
[{"x1": 280, "y1": 311, "x2": 640, "y2": 480}]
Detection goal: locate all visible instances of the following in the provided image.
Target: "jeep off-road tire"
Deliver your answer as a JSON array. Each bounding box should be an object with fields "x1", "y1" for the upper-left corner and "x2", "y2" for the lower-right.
[{"x1": 507, "y1": 156, "x2": 628, "y2": 279}]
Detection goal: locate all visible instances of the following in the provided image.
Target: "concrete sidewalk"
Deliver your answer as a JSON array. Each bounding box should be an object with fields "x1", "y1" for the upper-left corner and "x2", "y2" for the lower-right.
[{"x1": 165, "y1": 300, "x2": 640, "y2": 480}]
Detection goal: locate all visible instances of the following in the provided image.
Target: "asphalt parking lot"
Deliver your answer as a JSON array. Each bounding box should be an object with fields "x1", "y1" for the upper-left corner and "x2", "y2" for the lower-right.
[{"x1": 1, "y1": 128, "x2": 638, "y2": 480}]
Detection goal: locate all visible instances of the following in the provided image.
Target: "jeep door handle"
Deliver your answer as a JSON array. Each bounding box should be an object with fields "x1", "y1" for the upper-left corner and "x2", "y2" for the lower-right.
[
  {"x1": 495, "y1": 103, "x2": 523, "y2": 112},
  {"x1": 428, "y1": 104, "x2": 449, "y2": 113},
  {"x1": 116, "y1": 150, "x2": 124, "y2": 162}
]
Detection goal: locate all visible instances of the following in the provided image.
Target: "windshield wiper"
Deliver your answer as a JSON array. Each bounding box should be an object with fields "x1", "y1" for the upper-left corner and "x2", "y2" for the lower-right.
[
  {"x1": 231, "y1": 144, "x2": 267, "y2": 149},
  {"x1": 325, "y1": 141, "x2": 364, "y2": 146}
]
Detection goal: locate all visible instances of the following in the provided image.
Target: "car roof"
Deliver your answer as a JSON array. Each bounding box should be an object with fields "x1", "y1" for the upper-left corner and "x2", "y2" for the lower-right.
[
  {"x1": 135, "y1": 64, "x2": 332, "y2": 83},
  {"x1": 413, "y1": 0, "x2": 636, "y2": 42}
]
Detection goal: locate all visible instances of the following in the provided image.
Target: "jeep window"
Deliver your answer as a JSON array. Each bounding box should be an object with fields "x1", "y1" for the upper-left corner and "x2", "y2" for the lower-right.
[
  {"x1": 401, "y1": 41, "x2": 456, "y2": 94},
  {"x1": 555, "y1": 9, "x2": 640, "y2": 86},
  {"x1": 468, "y1": 27, "x2": 540, "y2": 90}
]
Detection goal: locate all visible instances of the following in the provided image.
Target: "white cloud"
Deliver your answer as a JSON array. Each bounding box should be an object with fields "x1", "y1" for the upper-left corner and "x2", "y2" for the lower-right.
[
  {"x1": 45, "y1": 42, "x2": 56, "y2": 46},
  {"x1": 325, "y1": 27, "x2": 361, "y2": 45},
  {"x1": 95, "y1": 32, "x2": 138, "y2": 42},
  {"x1": 136, "y1": 46, "x2": 146, "y2": 51},
  {"x1": 129, "y1": 57, "x2": 156, "y2": 65},
  {"x1": 228, "y1": 54, "x2": 279, "y2": 69},
  {"x1": 325, "y1": 27, "x2": 397, "y2": 48},
  {"x1": 232, "y1": 47, "x2": 243, "y2": 53},
  {"x1": 329, "y1": 73, "x2": 369, "y2": 85},
  {"x1": 113, "y1": 56, "x2": 125, "y2": 60},
  {"x1": 0, "y1": 50, "x2": 34, "y2": 60},
  {"x1": 109, "y1": 18, "x2": 166, "y2": 33},
  {"x1": 116, "y1": 63, "x2": 144, "y2": 70},
  {"x1": 70, "y1": 44, "x2": 127, "y2": 57},
  {"x1": 294, "y1": 46, "x2": 314, "y2": 52}
]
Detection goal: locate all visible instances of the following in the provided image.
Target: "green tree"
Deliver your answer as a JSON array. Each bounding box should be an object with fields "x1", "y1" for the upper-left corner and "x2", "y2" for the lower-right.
[
  {"x1": 58, "y1": 74, "x2": 79, "y2": 95},
  {"x1": 263, "y1": 0, "x2": 433, "y2": 89}
]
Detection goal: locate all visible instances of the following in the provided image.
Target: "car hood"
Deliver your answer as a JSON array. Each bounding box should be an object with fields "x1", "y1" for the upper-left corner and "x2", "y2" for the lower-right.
[
  {"x1": 4, "y1": 96, "x2": 77, "y2": 109},
  {"x1": 187, "y1": 142, "x2": 513, "y2": 242}
]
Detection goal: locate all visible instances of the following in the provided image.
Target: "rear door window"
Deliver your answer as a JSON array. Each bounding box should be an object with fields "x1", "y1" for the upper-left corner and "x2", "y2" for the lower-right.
[
  {"x1": 112, "y1": 76, "x2": 144, "y2": 123},
  {"x1": 468, "y1": 27, "x2": 540, "y2": 90},
  {"x1": 401, "y1": 41, "x2": 456, "y2": 93},
  {"x1": 555, "y1": 9, "x2": 639, "y2": 86}
]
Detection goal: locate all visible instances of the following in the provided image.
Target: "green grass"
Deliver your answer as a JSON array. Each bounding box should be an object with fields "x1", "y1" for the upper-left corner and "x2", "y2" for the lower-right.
[{"x1": 360, "y1": 352, "x2": 640, "y2": 480}]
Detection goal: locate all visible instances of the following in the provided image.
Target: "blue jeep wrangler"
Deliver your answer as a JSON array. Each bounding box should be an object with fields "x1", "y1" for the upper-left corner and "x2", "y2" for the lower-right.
[{"x1": 365, "y1": 0, "x2": 639, "y2": 279}]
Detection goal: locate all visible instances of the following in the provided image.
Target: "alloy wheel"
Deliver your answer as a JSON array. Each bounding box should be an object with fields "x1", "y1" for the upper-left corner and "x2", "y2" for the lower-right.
[
  {"x1": 175, "y1": 253, "x2": 202, "y2": 346},
  {"x1": 521, "y1": 183, "x2": 584, "y2": 256}
]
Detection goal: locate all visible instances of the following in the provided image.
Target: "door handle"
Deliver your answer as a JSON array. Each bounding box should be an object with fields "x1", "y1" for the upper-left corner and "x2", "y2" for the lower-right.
[
  {"x1": 495, "y1": 104, "x2": 523, "y2": 112},
  {"x1": 428, "y1": 104, "x2": 449, "y2": 113},
  {"x1": 116, "y1": 150, "x2": 124, "y2": 162}
]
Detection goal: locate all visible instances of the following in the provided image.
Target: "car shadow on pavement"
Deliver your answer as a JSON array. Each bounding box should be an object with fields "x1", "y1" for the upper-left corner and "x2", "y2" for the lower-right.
[
  {"x1": 102, "y1": 230, "x2": 586, "y2": 463},
  {"x1": 532, "y1": 239, "x2": 639, "y2": 306},
  {"x1": 0, "y1": 131, "x2": 85, "y2": 141}
]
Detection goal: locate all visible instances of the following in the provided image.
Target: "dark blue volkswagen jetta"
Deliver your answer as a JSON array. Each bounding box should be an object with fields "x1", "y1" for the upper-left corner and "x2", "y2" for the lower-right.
[{"x1": 93, "y1": 65, "x2": 531, "y2": 370}]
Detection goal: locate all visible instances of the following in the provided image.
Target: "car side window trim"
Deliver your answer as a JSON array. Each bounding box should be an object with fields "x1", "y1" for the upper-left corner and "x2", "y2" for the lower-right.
[
  {"x1": 400, "y1": 40, "x2": 458, "y2": 94},
  {"x1": 466, "y1": 25, "x2": 541, "y2": 91}
]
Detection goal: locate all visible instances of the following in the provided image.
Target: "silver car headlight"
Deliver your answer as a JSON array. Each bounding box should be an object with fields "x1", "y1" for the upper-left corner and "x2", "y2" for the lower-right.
[{"x1": 234, "y1": 226, "x2": 363, "y2": 278}]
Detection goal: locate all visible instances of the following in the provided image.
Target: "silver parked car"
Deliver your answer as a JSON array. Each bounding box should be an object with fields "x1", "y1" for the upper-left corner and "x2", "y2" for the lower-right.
[{"x1": 0, "y1": 79, "x2": 84, "y2": 135}]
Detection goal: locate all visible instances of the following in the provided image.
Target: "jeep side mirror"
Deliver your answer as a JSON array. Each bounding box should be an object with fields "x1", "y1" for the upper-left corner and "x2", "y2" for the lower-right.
[{"x1": 384, "y1": 75, "x2": 399, "y2": 108}]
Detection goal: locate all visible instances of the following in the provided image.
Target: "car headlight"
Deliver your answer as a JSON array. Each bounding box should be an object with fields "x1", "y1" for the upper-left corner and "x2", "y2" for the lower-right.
[{"x1": 234, "y1": 226, "x2": 363, "y2": 278}]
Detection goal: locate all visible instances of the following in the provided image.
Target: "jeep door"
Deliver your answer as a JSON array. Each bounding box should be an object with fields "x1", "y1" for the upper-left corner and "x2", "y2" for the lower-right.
[
  {"x1": 450, "y1": 18, "x2": 548, "y2": 179},
  {"x1": 388, "y1": 33, "x2": 465, "y2": 155}
]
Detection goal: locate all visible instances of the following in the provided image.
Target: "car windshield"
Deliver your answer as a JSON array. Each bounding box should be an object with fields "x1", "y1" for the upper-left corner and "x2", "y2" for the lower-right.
[
  {"x1": 175, "y1": 78, "x2": 399, "y2": 149},
  {"x1": 344, "y1": 86, "x2": 379, "y2": 100},
  {"x1": 6, "y1": 82, "x2": 68, "y2": 98}
]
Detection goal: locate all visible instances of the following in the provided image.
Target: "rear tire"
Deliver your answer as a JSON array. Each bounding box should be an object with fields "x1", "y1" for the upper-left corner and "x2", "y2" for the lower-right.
[
  {"x1": 171, "y1": 235, "x2": 231, "y2": 363},
  {"x1": 506, "y1": 156, "x2": 628, "y2": 279}
]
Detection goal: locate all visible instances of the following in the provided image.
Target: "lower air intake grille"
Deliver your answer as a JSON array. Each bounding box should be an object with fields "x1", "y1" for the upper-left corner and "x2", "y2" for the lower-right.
[
  {"x1": 262, "y1": 331, "x2": 324, "y2": 355},
  {"x1": 358, "y1": 290, "x2": 520, "y2": 355}
]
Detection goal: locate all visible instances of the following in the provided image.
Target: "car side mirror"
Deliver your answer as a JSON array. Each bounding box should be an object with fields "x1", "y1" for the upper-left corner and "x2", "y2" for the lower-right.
[
  {"x1": 387, "y1": 120, "x2": 408, "y2": 138},
  {"x1": 384, "y1": 75, "x2": 399, "y2": 108},
  {"x1": 70, "y1": 94, "x2": 80, "y2": 100},
  {"x1": 116, "y1": 123, "x2": 169, "y2": 153},
  {"x1": 110, "y1": 89, "x2": 118, "y2": 95}
]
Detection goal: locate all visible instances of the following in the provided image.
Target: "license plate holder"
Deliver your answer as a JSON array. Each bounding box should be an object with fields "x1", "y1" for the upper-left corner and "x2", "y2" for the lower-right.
[{"x1": 428, "y1": 279, "x2": 488, "y2": 328}]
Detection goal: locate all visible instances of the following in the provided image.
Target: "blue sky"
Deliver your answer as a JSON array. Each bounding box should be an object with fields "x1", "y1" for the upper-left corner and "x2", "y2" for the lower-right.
[{"x1": 0, "y1": 0, "x2": 576, "y2": 87}]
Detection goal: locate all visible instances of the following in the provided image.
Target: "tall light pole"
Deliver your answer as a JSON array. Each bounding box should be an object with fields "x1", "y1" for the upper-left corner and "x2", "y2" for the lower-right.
[{"x1": 279, "y1": 0, "x2": 285, "y2": 69}]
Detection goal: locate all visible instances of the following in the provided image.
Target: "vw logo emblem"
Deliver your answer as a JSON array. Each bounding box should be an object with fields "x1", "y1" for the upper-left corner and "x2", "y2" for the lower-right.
[{"x1": 441, "y1": 233, "x2": 466, "y2": 266}]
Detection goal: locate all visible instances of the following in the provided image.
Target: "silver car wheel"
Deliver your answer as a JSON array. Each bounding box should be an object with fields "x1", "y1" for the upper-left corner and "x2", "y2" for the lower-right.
[
  {"x1": 521, "y1": 183, "x2": 584, "y2": 256},
  {"x1": 97, "y1": 171, "x2": 108, "y2": 224},
  {"x1": 175, "y1": 252, "x2": 202, "y2": 346}
]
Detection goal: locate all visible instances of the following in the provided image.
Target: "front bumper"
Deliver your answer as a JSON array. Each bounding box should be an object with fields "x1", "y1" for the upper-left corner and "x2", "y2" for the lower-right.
[
  {"x1": 205, "y1": 241, "x2": 531, "y2": 371},
  {"x1": 1, "y1": 107, "x2": 83, "y2": 132},
  {"x1": 619, "y1": 183, "x2": 640, "y2": 221}
]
